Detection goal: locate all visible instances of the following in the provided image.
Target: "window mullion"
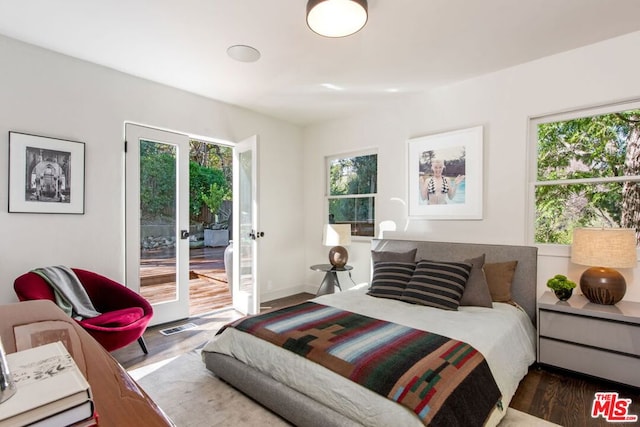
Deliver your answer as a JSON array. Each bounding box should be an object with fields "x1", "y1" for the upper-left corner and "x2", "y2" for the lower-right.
[
  {"x1": 327, "y1": 193, "x2": 376, "y2": 199},
  {"x1": 536, "y1": 176, "x2": 640, "y2": 186}
]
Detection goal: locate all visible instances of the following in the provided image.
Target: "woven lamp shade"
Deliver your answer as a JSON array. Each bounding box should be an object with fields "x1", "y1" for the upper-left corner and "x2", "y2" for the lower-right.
[
  {"x1": 571, "y1": 228, "x2": 637, "y2": 268},
  {"x1": 571, "y1": 228, "x2": 637, "y2": 305}
]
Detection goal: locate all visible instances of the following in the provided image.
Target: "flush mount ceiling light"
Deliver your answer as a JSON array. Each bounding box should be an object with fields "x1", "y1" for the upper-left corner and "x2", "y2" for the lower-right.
[
  {"x1": 227, "y1": 45, "x2": 261, "y2": 62},
  {"x1": 306, "y1": 0, "x2": 368, "y2": 38}
]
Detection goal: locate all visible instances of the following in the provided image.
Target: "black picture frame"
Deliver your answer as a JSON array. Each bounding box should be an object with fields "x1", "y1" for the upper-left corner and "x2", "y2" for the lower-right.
[{"x1": 8, "y1": 131, "x2": 85, "y2": 214}]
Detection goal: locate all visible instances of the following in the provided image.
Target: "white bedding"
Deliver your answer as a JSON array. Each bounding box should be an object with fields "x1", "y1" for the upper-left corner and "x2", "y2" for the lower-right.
[{"x1": 202, "y1": 284, "x2": 536, "y2": 427}]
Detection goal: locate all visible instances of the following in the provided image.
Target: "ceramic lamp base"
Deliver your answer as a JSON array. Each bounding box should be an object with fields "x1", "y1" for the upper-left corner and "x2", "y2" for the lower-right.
[
  {"x1": 328, "y1": 246, "x2": 348, "y2": 268},
  {"x1": 580, "y1": 266, "x2": 626, "y2": 305}
]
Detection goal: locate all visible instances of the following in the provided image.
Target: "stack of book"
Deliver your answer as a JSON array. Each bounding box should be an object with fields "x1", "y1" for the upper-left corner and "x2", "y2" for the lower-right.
[{"x1": 0, "y1": 341, "x2": 96, "y2": 427}]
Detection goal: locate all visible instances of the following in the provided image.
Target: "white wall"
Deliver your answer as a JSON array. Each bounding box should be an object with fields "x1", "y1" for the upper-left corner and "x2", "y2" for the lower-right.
[
  {"x1": 302, "y1": 31, "x2": 640, "y2": 302},
  {"x1": 0, "y1": 35, "x2": 306, "y2": 305},
  {"x1": 4, "y1": 30, "x2": 640, "y2": 307}
]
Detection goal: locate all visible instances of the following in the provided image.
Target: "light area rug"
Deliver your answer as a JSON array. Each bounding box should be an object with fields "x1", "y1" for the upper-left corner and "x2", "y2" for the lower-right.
[{"x1": 130, "y1": 350, "x2": 560, "y2": 427}]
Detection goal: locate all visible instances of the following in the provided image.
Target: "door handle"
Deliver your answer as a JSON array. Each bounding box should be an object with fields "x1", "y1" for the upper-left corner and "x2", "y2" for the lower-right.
[
  {"x1": 249, "y1": 230, "x2": 265, "y2": 240},
  {"x1": 180, "y1": 230, "x2": 190, "y2": 239}
]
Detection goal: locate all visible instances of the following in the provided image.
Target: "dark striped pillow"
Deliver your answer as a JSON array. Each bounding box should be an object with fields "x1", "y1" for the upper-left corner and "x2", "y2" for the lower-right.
[
  {"x1": 400, "y1": 260, "x2": 472, "y2": 310},
  {"x1": 367, "y1": 261, "x2": 416, "y2": 300}
]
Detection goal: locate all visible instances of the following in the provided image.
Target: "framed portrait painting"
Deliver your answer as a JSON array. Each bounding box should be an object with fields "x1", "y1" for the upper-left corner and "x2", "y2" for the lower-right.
[
  {"x1": 407, "y1": 126, "x2": 483, "y2": 219},
  {"x1": 8, "y1": 132, "x2": 85, "y2": 214}
]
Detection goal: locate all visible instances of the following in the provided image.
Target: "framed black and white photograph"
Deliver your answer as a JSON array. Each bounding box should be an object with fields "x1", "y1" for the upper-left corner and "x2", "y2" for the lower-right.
[
  {"x1": 407, "y1": 126, "x2": 483, "y2": 219},
  {"x1": 9, "y1": 132, "x2": 85, "y2": 214}
]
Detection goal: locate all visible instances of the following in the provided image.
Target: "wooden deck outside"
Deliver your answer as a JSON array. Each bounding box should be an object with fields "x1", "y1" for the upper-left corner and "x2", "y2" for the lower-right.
[{"x1": 140, "y1": 246, "x2": 231, "y2": 316}]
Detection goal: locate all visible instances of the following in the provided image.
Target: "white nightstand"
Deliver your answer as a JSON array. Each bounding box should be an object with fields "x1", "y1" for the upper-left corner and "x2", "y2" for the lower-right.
[{"x1": 537, "y1": 291, "x2": 640, "y2": 387}]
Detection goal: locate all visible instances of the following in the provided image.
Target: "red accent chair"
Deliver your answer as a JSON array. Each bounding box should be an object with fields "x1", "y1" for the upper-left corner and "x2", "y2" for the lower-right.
[{"x1": 14, "y1": 268, "x2": 152, "y2": 354}]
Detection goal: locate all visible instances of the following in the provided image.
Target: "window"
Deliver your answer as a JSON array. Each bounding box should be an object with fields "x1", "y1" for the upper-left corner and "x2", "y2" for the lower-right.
[
  {"x1": 327, "y1": 151, "x2": 377, "y2": 237},
  {"x1": 532, "y1": 103, "x2": 640, "y2": 245}
]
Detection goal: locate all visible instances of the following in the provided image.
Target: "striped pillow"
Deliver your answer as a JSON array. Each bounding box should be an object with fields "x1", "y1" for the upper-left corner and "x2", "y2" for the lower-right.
[
  {"x1": 400, "y1": 260, "x2": 472, "y2": 310},
  {"x1": 367, "y1": 261, "x2": 416, "y2": 300}
]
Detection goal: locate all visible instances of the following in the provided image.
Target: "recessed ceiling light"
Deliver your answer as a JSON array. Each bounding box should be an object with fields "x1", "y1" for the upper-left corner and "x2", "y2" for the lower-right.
[{"x1": 227, "y1": 45, "x2": 261, "y2": 63}]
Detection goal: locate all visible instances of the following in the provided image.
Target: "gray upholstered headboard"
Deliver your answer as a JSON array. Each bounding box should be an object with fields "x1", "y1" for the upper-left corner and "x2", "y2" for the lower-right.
[{"x1": 371, "y1": 239, "x2": 538, "y2": 322}]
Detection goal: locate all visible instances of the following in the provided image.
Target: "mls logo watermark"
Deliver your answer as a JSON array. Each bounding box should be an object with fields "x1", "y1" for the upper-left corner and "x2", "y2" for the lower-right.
[{"x1": 592, "y1": 392, "x2": 638, "y2": 422}]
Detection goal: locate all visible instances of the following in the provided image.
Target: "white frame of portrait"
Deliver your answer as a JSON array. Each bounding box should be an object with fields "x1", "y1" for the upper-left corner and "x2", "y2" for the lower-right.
[
  {"x1": 8, "y1": 131, "x2": 85, "y2": 214},
  {"x1": 407, "y1": 126, "x2": 483, "y2": 220}
]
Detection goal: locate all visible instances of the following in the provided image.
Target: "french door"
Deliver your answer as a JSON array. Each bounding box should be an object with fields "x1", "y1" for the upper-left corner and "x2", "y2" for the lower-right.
[
  {"x1": 233, "y1": 135, "x2": 260, "y2": 315},
  {"x1": 125, "y1": 123, "x2": 190, "y2": 325}
]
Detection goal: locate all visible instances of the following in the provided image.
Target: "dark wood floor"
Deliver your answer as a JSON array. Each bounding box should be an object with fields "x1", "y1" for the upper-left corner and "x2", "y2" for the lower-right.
[
  {"x1": 511, "y1": 365, "x2": 640, "y2": 426},
  {"x1": 113, "y1": 293, "x2": 640, "y2": 427}
]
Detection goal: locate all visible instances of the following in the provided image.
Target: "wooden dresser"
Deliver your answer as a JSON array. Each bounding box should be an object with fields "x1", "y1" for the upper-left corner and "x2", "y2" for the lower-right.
[
  {"x1": 0, "y1": 300, "x2": 174, "y2": 427},
  {"x1": 537, "y1": 291, "x2": 640, "y2": 387}
]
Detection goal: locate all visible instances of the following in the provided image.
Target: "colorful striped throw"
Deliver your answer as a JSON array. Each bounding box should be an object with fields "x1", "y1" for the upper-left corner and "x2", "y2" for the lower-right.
[{"x1": 223, "y1": 302, "x2": 502, "y2": 426}]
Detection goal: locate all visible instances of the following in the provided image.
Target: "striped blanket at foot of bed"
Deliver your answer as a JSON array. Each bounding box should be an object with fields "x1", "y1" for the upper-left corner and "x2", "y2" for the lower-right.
[{"x1": 221, "y1": 302, "x2": 502, "y2": 427}]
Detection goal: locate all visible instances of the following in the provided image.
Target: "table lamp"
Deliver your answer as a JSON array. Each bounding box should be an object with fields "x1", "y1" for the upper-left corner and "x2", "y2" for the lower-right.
[
  {"x1": 323, "y1": 224, "x2": 352, "y2": 268},
  {"x1": 571, "y1": 227, "x2": 637, "y2": 305}
]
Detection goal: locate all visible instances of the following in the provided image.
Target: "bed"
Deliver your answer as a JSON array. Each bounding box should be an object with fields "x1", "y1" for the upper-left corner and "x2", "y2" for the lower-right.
[{"x1": 202, "y1": 238, "x2": 538, "y2": 427}]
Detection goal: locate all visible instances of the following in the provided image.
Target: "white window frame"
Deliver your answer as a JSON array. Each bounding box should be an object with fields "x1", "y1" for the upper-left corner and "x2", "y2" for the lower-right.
[
  {"x1": 326, "y1": 149, "x2": 378, "y2": 240},
  {"x1": 527, "y1": 99, "x2": 640, "y2": 257}
]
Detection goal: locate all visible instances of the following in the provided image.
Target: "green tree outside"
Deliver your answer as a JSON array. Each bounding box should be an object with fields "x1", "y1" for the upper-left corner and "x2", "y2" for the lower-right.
[
  {"x1": 139, "y1": 139, "x2": 232, "y2": 225},
  {"x1": 140, "y1": 141, "x2": 176, "y2": 220},
  {"x1": 328, "y1": 154, "x2": 377, "y2": 235},
  {"x1": 536, "y1": 110, "x2": 640, "y2": 244}
]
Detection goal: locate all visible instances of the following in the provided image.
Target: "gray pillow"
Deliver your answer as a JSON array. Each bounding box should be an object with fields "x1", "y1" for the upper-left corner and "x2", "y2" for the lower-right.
[
  {"x1": 371, "y1": 248, "x2": 417, "y2": 264},
  {"x1": 459, "y1": 254, "x2": 493, "y2": 308},
  {"x1": 400, "y1": 260, "x2": 472, "y2": 310}
]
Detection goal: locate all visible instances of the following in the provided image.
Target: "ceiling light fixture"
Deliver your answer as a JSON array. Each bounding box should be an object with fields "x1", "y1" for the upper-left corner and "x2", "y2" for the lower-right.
[
  {"x1": 227, "y1": 45, "x2": 261, "y2": 63},
  {"x1": 306, "y1": 0, "x2": 368, "y2": 38}
]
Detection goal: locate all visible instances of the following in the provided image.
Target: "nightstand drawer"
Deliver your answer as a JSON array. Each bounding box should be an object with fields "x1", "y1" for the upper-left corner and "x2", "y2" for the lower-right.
[
  {"x1": 539, "y1": 310, "x2": 640, "y2": 356},
  {"x1": 539, "y1": 338, "x2": 640, "y2": 387}
]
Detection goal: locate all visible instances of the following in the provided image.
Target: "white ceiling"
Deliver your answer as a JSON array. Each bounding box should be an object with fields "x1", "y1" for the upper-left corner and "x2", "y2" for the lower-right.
[{"x1": 1, "y1": 0, "x2": 639, "y2": 126}]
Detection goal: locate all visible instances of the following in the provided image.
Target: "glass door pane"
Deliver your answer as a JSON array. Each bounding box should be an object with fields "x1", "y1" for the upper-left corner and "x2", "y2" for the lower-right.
[
  {"x1": 139, "y1": 139, "x2": 177, "y2": 305},
  {"x1": 239, "y1": 148, "x2": 253, "y2": 295},
  {"x1": 233, "y1": 135, "x2": 259, "y2": 315},
  {"x1": 125, "y1": 123, "x2": 190, "y2": 326}
]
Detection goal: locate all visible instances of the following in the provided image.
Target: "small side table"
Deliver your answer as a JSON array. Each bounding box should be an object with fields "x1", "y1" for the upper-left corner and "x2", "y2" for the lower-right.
[
  {"x1": 537, "y1": 291, "x2": 640, "y2": 387},
  {"x1": 310, "y1": 264, "x2": 353, "y2": 296}
]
